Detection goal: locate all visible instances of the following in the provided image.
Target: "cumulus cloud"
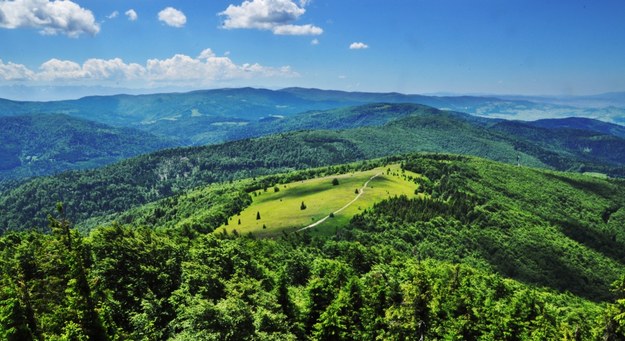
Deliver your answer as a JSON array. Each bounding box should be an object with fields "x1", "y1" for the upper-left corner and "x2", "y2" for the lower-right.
[
  {"x1": 219, "y1": 0, "x2": 322, "y2": 36},
  {"x1": 107, "y1": 11, "x2": 119, "y2": 19},
  {"x1": 147, "y1": 49, "x2": 297, "y2": 83},
  {"x1": 0, "y1": 0, "x2": 99, "y2": 37},
  {"x1": 158, "y1": 7, "x2": 186, "y2": 28},
  {"x1": 349, "y1": 42, "x2": 369, "y2": 49},
  {"x1": 36, "y1": 58, "x2": 144, "y2": 81},
  {"x1": 83, "y1": 59, "x2": 145, "y2": 80},
  {"x1": 0, "y1": 49, "x2": 297, "y2": 86},
  {"x1": 125, "y1": 9, "x2": 138, "y2": 21},
  {"x1": 311, "y1": 38, "x2": 319, "y2": 45},
  {"x1": 0, "y1": 59, "x2": 35, "y2": 80},
  {"x1": 37, "y1": 59, "x2": 84, "y2": 80}
]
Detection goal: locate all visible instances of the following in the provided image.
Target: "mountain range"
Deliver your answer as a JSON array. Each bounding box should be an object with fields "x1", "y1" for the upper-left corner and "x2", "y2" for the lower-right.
[
  {"x1": 2, "y1": 88, "x2": 625, "y2": 185},
  {"x1": 2, "y1": 102, "x2": 625, "y2": 232},
  {"x1": 1, "y1": 87, "x2": 624, "y2": 145}
]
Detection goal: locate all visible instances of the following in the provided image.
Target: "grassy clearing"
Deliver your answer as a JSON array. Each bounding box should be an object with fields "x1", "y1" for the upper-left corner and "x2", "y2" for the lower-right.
[
  {"x1": 215, "y1": 164, "x2": 420, "y2": 237},
  {"x1": 583, "y1": 172, "x2": 608, "y2": 179}
]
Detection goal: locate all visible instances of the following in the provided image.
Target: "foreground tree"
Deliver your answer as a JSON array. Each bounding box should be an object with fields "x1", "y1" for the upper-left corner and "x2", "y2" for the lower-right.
[{"x1": 48, "y1": 203, "x2": 107, "y2": 341}]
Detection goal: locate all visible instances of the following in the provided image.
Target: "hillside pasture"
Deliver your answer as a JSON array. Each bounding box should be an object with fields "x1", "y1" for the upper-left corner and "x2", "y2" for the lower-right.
[{"x1": 216, "y1": 164, "x2": 420, "y2": 236}]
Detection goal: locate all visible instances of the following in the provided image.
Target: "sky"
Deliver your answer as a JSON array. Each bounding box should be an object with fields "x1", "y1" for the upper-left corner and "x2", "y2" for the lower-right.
[{"x1": 0, "y1": 0, "x2": 624, "y2": 100}]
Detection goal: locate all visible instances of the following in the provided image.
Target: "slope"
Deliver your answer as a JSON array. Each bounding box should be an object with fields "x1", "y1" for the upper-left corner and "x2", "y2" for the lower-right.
[
  {"x1": 0, "y1": 114, "x2": 177, "y2": 183},
  {"x1": 490, "y1": 120, "x2": 625, "y2": 174},
  {"x1": 527, "y1": 116, "x2": 625, "y2": 138},
  {"x1": 350, "y1": 154, "x2": 625, "y2": 301},
  {"x1": 77, "y1": 153, "x2": 625, "y2": 302},
  {"x1": 4, "y1": 103, "x2": 625, "y2": 232}
]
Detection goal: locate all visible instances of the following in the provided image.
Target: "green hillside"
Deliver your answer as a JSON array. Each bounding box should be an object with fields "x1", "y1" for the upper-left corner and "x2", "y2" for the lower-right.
[
  {"x1": 85, "y1": 153, "x2": 625, "y2": 301},
  {"x1": 2, "y1": 154, "x2": 625, "y2": 339},
  {"x1": 215, "y1": 164, "x2": 419, "y2": 237},
  {"x1": 0, "y1": 114, "x2": 177, "y2": 184},
  {"x1": 3, "y1": 103, "x2": 625, "y2": 232},
  {"x1": 528, "y1": 117, "x2": 625, "y2": 139}
]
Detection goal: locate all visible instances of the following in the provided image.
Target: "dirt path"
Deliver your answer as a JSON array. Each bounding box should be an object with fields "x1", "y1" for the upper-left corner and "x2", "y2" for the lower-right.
[{"x1": 296, "y1": 172, "x2": 383, "y2": 232}]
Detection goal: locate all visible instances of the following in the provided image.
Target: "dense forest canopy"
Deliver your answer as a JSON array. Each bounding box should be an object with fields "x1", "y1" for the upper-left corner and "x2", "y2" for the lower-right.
[{"x1": 1, "y1": 153, "x2": 625, "y2": 339}]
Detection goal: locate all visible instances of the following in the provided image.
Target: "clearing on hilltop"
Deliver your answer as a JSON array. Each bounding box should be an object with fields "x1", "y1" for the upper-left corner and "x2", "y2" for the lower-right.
[{"x1": 216, "y1": 164, "x2": 419, "y2": 236}]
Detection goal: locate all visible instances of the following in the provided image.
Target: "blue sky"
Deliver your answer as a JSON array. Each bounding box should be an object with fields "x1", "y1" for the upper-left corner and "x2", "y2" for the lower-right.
[{"x1": 0, "y1": 0, "x2": 624, "y2": 100}]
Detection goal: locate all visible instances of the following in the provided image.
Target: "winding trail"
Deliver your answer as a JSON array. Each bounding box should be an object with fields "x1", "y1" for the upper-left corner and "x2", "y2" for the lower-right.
[{"x1": 296, "y1": 172, "x2": 383, "y2": 232}]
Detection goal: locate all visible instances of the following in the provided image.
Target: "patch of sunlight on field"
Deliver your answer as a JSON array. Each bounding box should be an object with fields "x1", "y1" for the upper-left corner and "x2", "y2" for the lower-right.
[{"x1": 215, "y1": 164, "x2": 420, "y2": 237}]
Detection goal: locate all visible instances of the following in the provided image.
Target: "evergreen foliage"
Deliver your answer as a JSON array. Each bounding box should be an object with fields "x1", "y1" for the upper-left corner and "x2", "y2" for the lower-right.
[{"x1": 1, "y1": 153, "x2": 624, "y2": 339}]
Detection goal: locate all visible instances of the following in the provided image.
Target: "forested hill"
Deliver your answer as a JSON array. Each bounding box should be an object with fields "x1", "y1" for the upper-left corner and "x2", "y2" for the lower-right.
[
  {"x1": 3, "y1": 103, "x2": 625, "y2": 232},
  {"x1": 85, "y1": 153, "x2": 625, "y2": 302},
  {"x1": 1, "y1": 154, "x2": 625, "y2": 339},
  {"x1": 527, "y1": 116, "x2": 625, "y2": 139},
  {"x1": 0, "y1": 114, "x2": 177, "y2": 183}
]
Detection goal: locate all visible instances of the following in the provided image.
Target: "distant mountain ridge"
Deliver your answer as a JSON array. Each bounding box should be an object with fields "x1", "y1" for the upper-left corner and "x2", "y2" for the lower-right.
[{"x1": 1, "y1": 87, "x2": 624, "y2": 145}]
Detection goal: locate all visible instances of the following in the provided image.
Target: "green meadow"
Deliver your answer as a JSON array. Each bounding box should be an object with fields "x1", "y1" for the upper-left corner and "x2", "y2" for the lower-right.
[{"x1": 216, "y1": 164, "x2": 420, "y2": 236}]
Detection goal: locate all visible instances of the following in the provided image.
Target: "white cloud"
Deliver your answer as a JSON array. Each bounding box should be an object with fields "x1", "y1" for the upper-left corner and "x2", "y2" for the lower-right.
[
  {"x1": 198, "y1": 48, "x2": 216, "y2": 60},
  {"x1": 0, "y1": 0, "x2": 99, "y2": 37},
  {"x1": 219, "y1": 0, "x2": 322, "y2": 36},
  {"x1": 0, "y1": 59, "x2": 35, "y2": 80},
  {"x1": 36, "y1": 58, "x2": 143, "y2": 81},
  {"x1": 272, "y1": 24, "x2": 321, "y2": 35},
  {"x1": 147, "y1": 50, "x2": 297, "y2": 84},
  {"x1": 0, "y1": 49, "x2": 297, "y2": 86},
  {"x1": 311, "y1": 38, "x2": 319, "y2": 45},
  {"x1": 38, "y1": 59, "x2": 84, "y2": 80},
  {"x1": 82, "y1": 58, "x2": 145, "y2": 80},
  {"x1": 125, "y1": 9, "x2": 138, "y2": 21},
  {"x1": 107, "y1": 11, "x2": 119, "y2": 19},
  {"x1": 349, "y1": 42, "x2": 369, "y2": 50},
  {"x1": 158, "y1": 7, "x2": 186, "y2": 28}
]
